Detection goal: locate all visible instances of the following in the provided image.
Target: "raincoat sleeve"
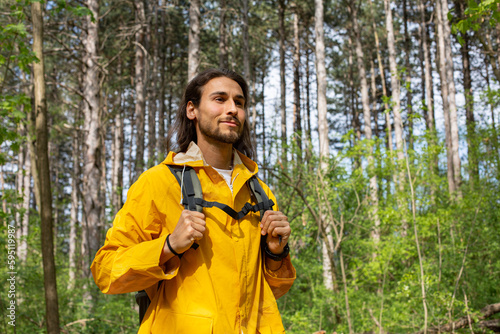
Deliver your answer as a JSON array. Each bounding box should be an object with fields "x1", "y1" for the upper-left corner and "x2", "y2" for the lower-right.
[
  {"x1": 91, "y1": 171, "x2": 180, "y2": 294},
  {"x1": 262, "y1": 182, "x2": 296, "y2": 299}
]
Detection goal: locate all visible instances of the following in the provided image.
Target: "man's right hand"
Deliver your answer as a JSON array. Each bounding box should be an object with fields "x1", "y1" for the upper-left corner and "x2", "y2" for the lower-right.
[{"x1": 167, "y1": 210, "x2": 206, "y2": 255}]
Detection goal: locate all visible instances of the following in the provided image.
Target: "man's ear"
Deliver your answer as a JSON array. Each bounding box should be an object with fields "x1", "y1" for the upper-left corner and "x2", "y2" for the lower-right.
[{"x1": 186, "y1": 101, "x2": 197, "y2": 120}]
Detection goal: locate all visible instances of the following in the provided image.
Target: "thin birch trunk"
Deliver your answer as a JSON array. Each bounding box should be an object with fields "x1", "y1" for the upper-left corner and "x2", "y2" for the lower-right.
[
  {"x1": 435, "y1": 0, "x2": 456, "y2": 194},
  {"x1": 370, "y1": 0, "x2": 393, "y2": 156},
  {"x1": 188, "y1": 0, "x2": 200, "y2": 81},
  {"x1": 20, "y1": 140, "x2": 30, "y2": 262},
  {"x1": 315, "y1": 0, "x2": 333, "y2": 292},
  {"x1": 279, "y1": 0, "x2": 287, "y2": 164},
  {"x1": 348, "y1": 2, "x2": 380, "y2": 246},
  {"x1": 293, "y1": 8, "x2": 302, "y2": 163},
  {"x1": 440, "y1": 0, "x2": 461, "y2": 194},
  {"x1": 455, "y1": 0, "x2": 477, "y2": 184},
  {"x1": 31, "y1": 1, "x2": 60, "y2": 332},
  {"x1": 134, "y1": 0, "x2": 147, "y2": 180},
  {"x1": 68, "y1": 116, "x2": 80, "y2": 291},
  {"x1": 384, "y1": 0, "x2": 405, "y2": 177},
  {"x1": 403, "y1": 0, "x2": 414, "y2": 153}
]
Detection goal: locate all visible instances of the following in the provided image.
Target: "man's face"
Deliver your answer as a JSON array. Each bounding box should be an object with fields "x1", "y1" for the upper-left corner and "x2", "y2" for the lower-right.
[{"x1": 187, "y1": 77, "x2": 246, "y2": 146}]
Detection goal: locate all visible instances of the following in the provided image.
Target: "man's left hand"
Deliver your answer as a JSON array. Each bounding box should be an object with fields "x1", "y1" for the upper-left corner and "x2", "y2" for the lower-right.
[{"x1": 260, "y1": 210, "x2": 291, "y2": 255}]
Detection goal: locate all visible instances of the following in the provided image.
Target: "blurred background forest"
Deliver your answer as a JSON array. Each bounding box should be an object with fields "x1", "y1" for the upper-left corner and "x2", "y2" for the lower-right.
[{"x1": 1, "y1": 0, "x2": 499, "y2": 333}]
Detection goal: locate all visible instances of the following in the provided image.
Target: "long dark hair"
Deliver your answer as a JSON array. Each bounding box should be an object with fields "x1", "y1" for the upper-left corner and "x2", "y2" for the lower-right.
[{"x1": 167, "y1": 68, "x2": 255, "y2": 159}]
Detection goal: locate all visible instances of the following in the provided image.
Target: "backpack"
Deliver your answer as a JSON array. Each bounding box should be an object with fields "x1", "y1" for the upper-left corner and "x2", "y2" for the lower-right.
[{"x1": 135, "y1": 165, "x2": 275, "y2": 324}]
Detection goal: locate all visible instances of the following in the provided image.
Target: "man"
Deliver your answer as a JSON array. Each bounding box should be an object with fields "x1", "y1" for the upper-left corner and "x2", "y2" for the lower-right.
[{"x1": 91, "y1": 68, "x2": 296, "y2": 333}]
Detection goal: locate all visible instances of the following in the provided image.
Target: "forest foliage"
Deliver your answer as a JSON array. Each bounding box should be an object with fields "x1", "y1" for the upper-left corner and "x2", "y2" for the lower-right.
[{"x1": 1, "y1": 0, "x2": 499, "y2": 333}]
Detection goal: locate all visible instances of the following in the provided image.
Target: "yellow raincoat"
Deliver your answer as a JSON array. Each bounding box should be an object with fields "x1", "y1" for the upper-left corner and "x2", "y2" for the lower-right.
[{"x1": 91, "y1": 143, "x2": 296, "y2": 334}]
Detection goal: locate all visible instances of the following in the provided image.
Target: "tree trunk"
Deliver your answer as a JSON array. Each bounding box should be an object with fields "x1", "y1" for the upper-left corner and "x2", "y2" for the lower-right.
[
  {"x1": 31, "y1": 1, "x2": 60, "y2": 332},
  {"x1": 440, "y1": 0, "x2": 461, "y2": 194},
  {"x1": 112, "y1": 61, "x2": 124, "y2": 215},
  {"x1": 455, "y1": 0, "x2": 477, "y2": 185},
  {"x1": 403, "y1": 0, "x2": 414, "y2": 153},
  {"x1": 384, "y1": 0, "x2": 405, "y2": 178},
  {"x1": 435, "y1": 0, "x2": 457, "y2": 195},
  {"x1": 188, "y1": 0, "x2": 200, "y2": 80},
  {"x1": 242, "y1": 0, "x2": 250, "y2": 81},
  {"x1": 157, "y1": 6, "x2": 167, "y2": 157},
  {"x1": 279, "y1": 0, "x2": 287, "y2": 165},
  {"x1": 293, "y1": 8, "x2": 302, "y2": 164},
  {"x1": 82, "y1": 0, "x2": 102, "y2": 284},
  {"x1": 315, "y1": 0, "x2": 333, "y2": 292},
  {"x1": 68, "y1": 114, "x2": 80, "y2": 291},
  {"x1": 148, "y1": 0, "x2": 158, "y2": 168},
  {"x1": 418, "y1": 0, "x2": 438, "y2": 201},
  {"x1": 134, "y1": 0, "x2": 147, "y2": 180},
  {"x1": 348, "y1": 1, "x2": 380, "y2": 246},
  {"x1": 219, "y1": 0, "x2": 228, "y2": 68},
  {"x1": 20, "y1": 139, "x2": 30, "y2": 262}
]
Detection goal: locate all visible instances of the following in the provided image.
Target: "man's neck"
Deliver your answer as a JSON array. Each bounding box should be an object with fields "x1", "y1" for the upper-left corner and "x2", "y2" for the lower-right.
[{"x1": 197, "y1": 140, "x2": 234, "y2": 170}]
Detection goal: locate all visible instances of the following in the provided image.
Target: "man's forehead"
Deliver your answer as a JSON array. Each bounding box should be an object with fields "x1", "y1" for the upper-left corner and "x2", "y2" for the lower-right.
[{"x1": 201, "y1": 77, "x2": 244, "y2": 97}]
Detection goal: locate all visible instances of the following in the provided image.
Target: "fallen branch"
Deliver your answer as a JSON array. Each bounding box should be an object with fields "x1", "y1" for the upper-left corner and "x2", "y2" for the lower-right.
[{"x1": 414, "y1": 303, "x2": 500, "y2": 334}]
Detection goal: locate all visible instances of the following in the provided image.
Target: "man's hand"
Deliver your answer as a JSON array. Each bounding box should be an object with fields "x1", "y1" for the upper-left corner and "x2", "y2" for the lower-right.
[
  {"x1": 167, "y1": 210, "x2": 206, "y2": 255},
  {"x1": 260, "y1": 210, "x2": 291, "y2": 255}
]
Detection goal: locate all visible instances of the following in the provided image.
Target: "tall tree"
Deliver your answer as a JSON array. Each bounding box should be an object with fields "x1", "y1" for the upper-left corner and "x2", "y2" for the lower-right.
[
  {"x1": 435, "y1": 0, "x2": 461, "y2": 195},
  {"x1": 31, "y1": 1, "x2": 60, "y2": 332},
  {"x1": 133, "y1": 0, "x2": 146, "y2": 179},
  {"x1": 81, "y1": 0, "x2": 102, "y2": 284},
  {"x1": 348, "y1": 0, "x2": 381, "y2": 246},
  {"x1": 440, "y1": 0, "x2": 461, "y2": 194},
  {"x1": 454, "y1": 0, "x2": 477, "y2": 184},
  {"x1": 279, "y1": 0, "x2": 287, "y2": 164},
  {"x1": 384, "y1": 0, "x2": 405, "y2": 185},
  {"x1": 315, "y1": 0, "x2": 335, "y2": 294},
  {"x1": 403, "y1": 0, "x2": 414, "y2": 152},
  {"x1": 188, "y1": 0, "x2": 200, "y2": 80},
  {"x1": 219, "y1": 0, "x2": 228, "y2": 68},
  {"x1": 293, "y1": 5, "x2": 302, "y2": 163}
]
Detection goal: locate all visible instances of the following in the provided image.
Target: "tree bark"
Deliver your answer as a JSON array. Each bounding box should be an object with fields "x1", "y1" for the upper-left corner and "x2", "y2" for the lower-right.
[
  {"x1": 31, "y1": 1, "x2": 60, "y2": 332},
  {"x1": 440, "y1": 0, "x2": 461, "y2": 194},
  {"x1": 188, "y1": 0, "x2": 200, "y2": 81},
  {"x1": 315, "y1": 0, "x2": 333, "y2": 292},
  {"x1": 403, "y1": 0, "x2": 414, "y2": 153},
  {"x1": 68, "y1": 113, "x2": 80, "y2": 291},
  {"x1": 455, "y1": 0, "x2": 477, "y2": 184},
  {"x1": 133, "y1": 0, "x2": 147, "y2": 180},
  {"x1": 82, "y1": 0, "x2": 102, "y2": 283},
  {"x1": 20, "y1": 139, "x2": 30, "y2": 262},
  {"x1": 112, "y1": 61, "x2": 124, "y2": 215},
  {"x1": 384, "y1": 0, "x2": 405, "y2": 178},
  {"x1": 435, "y1": 0, "x2": 459, "y2": 195},
  {"x1": 348, "y1": 1, "x2": 380, "y2": 245},
  {"x1": 148, "y1": 0, "x2": 158, "y2": 168},
  {"x1": 219, "y1": 0, "x2": 228, "y2": 68},
  {"x1": 293, "y1": 7, "x2": 302, "y2": 163},
  {"x1": 369, "y1": 0, "x2": 394, "y2": 161},
  {"x1": 242, "y1": 0, "x2": 250, "y2": 81},
  {"x1": 279, "y1": 0, "x2": 287, "y2": 165}
]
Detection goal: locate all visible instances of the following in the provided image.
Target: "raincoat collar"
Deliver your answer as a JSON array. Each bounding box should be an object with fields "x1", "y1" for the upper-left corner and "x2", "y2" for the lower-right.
[{"x1": 163, "y1": 142, "x2": 258, "y2": 178}]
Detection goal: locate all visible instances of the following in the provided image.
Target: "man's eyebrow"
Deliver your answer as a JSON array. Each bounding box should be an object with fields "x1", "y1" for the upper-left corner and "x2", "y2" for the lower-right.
[{"x1": 209, "y1": 91, "x2": 246, "y2": 101}]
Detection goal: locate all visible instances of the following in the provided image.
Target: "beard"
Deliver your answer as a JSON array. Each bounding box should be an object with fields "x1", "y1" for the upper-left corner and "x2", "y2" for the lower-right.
[{"x1": 198, "y1": 116, "x2": 243, "y2": 144}]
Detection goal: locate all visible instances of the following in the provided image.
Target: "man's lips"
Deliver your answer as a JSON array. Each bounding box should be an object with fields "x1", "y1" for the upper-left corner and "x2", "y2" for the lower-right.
[{"x1": 219, "y1": 118, "x2": 241, "y2": 127}]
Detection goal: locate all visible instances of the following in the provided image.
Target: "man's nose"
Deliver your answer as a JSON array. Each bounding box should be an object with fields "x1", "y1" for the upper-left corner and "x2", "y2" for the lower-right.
[{"x1": 225, "y1": 99, "x2": 237, "y2": 114}]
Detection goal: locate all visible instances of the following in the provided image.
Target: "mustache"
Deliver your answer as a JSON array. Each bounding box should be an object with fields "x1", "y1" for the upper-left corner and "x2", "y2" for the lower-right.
[{"x1": 219, "y1": 116, "x2": 241, "y2": 126}]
